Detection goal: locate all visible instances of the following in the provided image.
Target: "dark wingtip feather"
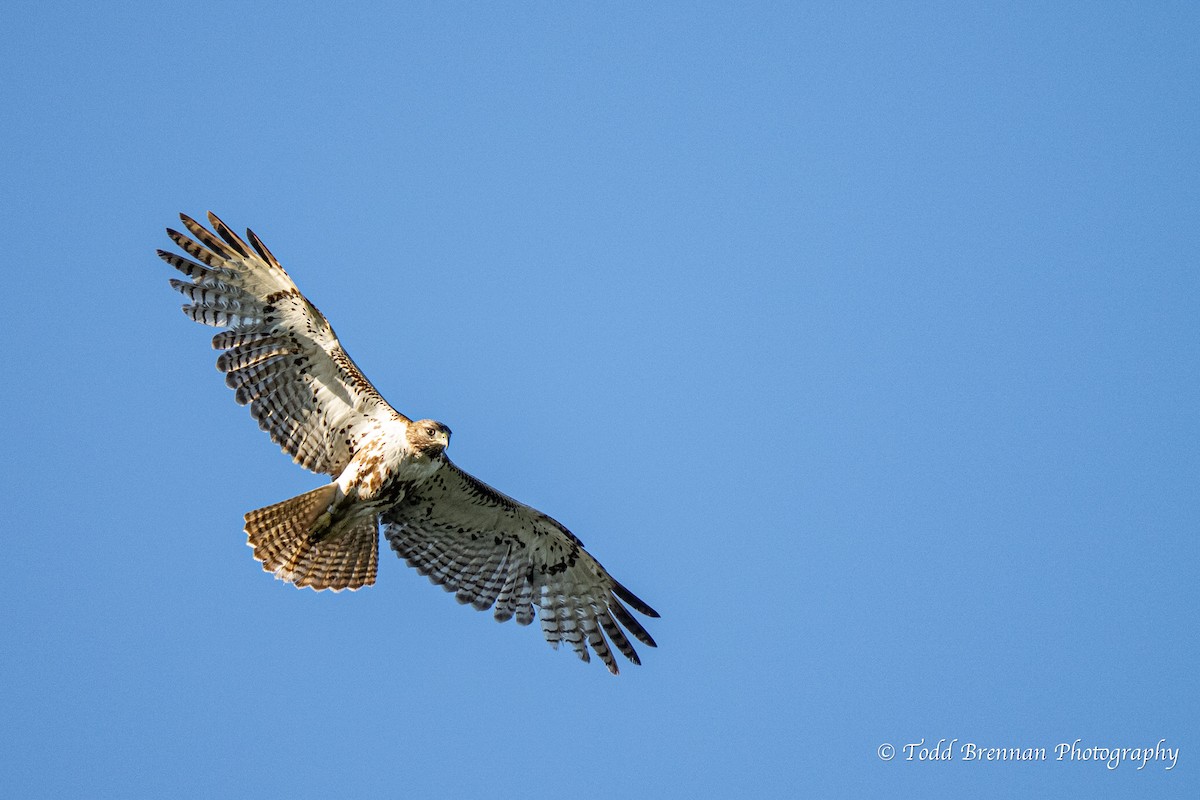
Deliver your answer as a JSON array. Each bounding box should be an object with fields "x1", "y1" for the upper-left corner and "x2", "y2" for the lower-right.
[
  {"x1": 609, "y1": 596, "x2": 658, "y2": 649},
  {"x1": 177, "y1": 213, "x2": 209, "y2": 241},
  {"x1": 613, "y1": 579, "x2": 660, "y2": 618},
  {"x1": 156, "y1": 248, "x2": 198, "y2": 272},
  {"x1": 166, "y1": 227, "x2": 226, "y2": 268},
  {"x1": 246, "y1": 227, "x2": 283, "y2": 269},
  {"x1": 175, "y1": 216, "x2": 246, "y2": 264},
  {"x1": 207, "y1": 211, "x2": 251, "y2": 258},
  {"x1": 599, "y1": 609, "x2": 641, "y2": 666}
]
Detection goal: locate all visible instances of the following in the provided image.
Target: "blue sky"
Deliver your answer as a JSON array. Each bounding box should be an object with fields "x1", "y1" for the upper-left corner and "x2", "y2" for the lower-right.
[{"x1": 2, "y1": 3, "x2": 1196, "y2": 798}]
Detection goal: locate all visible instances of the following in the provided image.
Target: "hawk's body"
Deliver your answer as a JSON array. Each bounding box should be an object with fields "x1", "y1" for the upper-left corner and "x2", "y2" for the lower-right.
[{"x1": 158, "y1": 212, "x2": 657, "y2": 673}]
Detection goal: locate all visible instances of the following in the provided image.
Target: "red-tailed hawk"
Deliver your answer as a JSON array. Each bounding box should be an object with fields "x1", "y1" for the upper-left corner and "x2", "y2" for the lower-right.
[{"x1": 157, "y1": 212, "x2": 658, "y2": 674}]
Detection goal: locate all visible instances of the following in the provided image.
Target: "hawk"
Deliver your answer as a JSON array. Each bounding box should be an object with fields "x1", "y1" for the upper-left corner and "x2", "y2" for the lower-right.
[{"x1": 157, "y1": 212, "x2": 658, "y2": 674}]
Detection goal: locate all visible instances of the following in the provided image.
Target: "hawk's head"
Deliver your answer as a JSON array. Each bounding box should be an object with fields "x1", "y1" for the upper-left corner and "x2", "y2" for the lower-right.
[{"x1": 408, "y1": 419, "x2": 452, "y2": 457}]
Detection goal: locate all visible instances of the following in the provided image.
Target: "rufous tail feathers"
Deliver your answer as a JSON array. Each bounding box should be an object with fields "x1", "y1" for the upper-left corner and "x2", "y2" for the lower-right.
[{"x1": 243, "y1": 484, "x2": 378, "y2": 591}]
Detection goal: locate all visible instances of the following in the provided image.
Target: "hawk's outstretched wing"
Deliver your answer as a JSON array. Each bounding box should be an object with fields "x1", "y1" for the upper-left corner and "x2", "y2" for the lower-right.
[
  {"x1": 157, "y1": 212, "x2": 404, "y2": 476},
  {"x1": 382, "y1": 460, "x2": 659, "y2": 674},
  {"x1": 159, "y1": 212, "x2": 660, "y2": 672}
]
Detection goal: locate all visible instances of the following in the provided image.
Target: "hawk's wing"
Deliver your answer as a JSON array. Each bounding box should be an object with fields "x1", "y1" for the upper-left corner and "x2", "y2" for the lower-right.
[
  {"x1": 382, "y1": 460, "x2": 659, "y2": 674},
  {"x1": 157, "y1": 212, "x2": 405, "y2": 476}
]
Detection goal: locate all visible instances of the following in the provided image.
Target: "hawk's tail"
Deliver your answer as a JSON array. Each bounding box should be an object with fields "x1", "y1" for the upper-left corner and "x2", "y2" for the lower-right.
[{"x1": 244, "y1": 484, "x2": 378, "y2": 591}]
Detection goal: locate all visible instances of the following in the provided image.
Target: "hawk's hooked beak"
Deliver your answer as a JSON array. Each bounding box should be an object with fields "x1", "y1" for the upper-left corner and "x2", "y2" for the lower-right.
[{"x1": 436, "y1": 430, "x2": 450, "y2": 449}]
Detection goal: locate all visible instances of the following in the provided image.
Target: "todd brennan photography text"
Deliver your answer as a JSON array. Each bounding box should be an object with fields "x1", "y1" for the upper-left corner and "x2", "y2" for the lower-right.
[{"x1": 876, "y1": 738, "x2": 1179, "y2": 770}]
